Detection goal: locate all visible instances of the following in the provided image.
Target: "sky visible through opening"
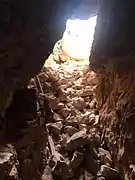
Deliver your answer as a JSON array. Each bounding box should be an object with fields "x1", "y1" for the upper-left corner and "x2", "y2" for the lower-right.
[{"x1": 62, "y1": 15, "x2": 97, "y2": 64}]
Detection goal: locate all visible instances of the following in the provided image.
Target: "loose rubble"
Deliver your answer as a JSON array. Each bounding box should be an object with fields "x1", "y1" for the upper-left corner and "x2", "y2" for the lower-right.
[
  {"x1": 0, "y1": 58, "x2": 120, "y2": 179},
  {"x1": 28, "y1": 59, "x2": 120, "y2": 180}
]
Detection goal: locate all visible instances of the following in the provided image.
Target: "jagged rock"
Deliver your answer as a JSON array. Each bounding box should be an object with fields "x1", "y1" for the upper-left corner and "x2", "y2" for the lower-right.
[
  {"x1": 89, "y1": 114, "x2": 96, "y2": 125},
  {"x1": 49, "y1": 121, "x2": 63, "y2": 135},
  {"x1": 82, "y1": 111, "x2": 92, "y2": 124},
  {"x1": 98, "y1": 148, "x2": 112, "y2": 166},
  {"x1": 70, "y1": 150, "x2": 84, "y2": 169},
  {"x1": 63, "y1": 116, "x2": 79, "y2": 128},
  {"x1": 59, "y1": 108, "x2": 71, "y2": 118},
  {"x1": 56, "y1": 102, "x2": 65, "y2": 109},
  {"x1": 84, "y1": 152, "x2": 99, "y2": 176},
  {"x1": 70, "y1": 108, "x2": 82, "y2": 117},
  {"x1": 88, "y1": 128, "x2": 100, "y2": 146},
  {"x1": 79, "y1": 123, "x2": 87, "y2": 130},
  {"x1": 82, "y1": 86, "x2": 93, "y2": 97},
  {"x1": 66, "y1": 129, "x2": 90, "y2": 151},
  {"x1": 64, "y1": 126, "x2": 79, "y2": 136},
  {"x1": 0, "y1": 145, "x2": 19, "y2": 180},
  {"x1": 97, "y1": 177, "x2": 106, "y2": 180},
  {"x1": 66, "y1": 87, "x2": 74, "y2": 95},
  {"x1": 48, "y1": 95, "x2": 60, "y2": 110},
  {"x1": 82, "y1": 111, "x2": 95, "y2": 125},
  {"x1": 39, "y1": 73, "x2": 49, "y2": 83},
  {"x1": 92, "y1": 115, "x2": 99, "y2": 128},
  {"x1": 89, "y1": 99, "x2": 97, "y2": 109},
  {"x1": 84, "y1": 171, "x2": 95, "y2": 180},
  {"x1": 73, "y1": 97, "x2": 86, "y2": 110},
  {"x1": 100, "y1": 165, "x2": 120, "y2": 180},
  {"x1": 53, "y1": 113, "x2": 63, "y2": 122},
  {"x1": 58, "y1": 90, "x2": 67, "y2": 102},
  {"x1": 60, "y1": 134, "x2": 69, "y2": 148}
]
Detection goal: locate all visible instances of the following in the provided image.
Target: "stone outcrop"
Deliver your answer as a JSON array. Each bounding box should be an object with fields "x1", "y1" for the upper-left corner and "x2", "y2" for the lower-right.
[{"x1": 90, "y1": 0, "x2": 135, "y2": 179}]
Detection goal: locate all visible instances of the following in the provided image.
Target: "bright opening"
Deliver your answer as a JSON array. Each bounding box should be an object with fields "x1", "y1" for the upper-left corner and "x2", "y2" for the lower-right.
[
  {"x1": 62, "y1": 16, "x2": 97, "y2": 61},
  {"x1": 46, "y1": 15, "x2": 97, "y2": 71}
]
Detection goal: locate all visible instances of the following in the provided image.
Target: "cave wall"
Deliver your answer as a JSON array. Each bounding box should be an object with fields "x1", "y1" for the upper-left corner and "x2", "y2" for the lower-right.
[
  {"x1": 0, "y1": 0, "x2": 82, "y2": 114},
  {"x1": 90, "y1": 0, "x2": 135, "y2": 71},
  {"x1": 90, "y1": 0, "x2": 135, "y2": 179}
]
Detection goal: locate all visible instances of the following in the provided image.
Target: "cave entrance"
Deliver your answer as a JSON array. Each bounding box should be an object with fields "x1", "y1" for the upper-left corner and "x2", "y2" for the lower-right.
[{"x1": 45, "y1": 15, "x2": 97, "y2": 72}]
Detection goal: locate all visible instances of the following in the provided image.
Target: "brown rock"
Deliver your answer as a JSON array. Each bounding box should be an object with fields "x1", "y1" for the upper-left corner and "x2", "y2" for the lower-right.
[
  {"x1": 63, "y1": 116, "x2": 79, "y2": 128},
  {"x1": 82, "y1": 86, "x2": 93, "y2": 97},
  {"x1": 58, "y1": 91, "x2": 67, "y2": 102},
  {"x1": 60, "y1": 133, "x2": 69, "y2": 148},
  {"x1": 98, "y1": 148, "x2": 112, "y2": 166},
  {"x1": 59, "y1": 108, "x2": 71, "y2": 118},
  {"x1": 56, "y1": 102, "x2": 65, "y2": 109},
  {"x1": 66, "y1": 129, "x2": 90, "y2": 151},
  {"x1": 79, "y1": 123, "x2": 87, "y2": 130},
  {"x1": 0, "y1": 145, "x2": 19, "y2": 179},
  {"x1": 64, "y1": 126, "x2": 79, "y2": 136},
  {"x1": 66, "y1": 87, "x2": 75, "y2": 96},
  {"x1": 89, "y1": 99, "x2": 97, "y2": 109},
  {"x1": 73, "y1": 97, "x2": 86, "y2": 110},
  {"x1": 88, "y1": 128, "x2": 100, "y2": 146},
  {"x1": 70, "y1": 151, "x2": 84, "y2": 169},
  {"x1": 82, "y1": 111, "x2": 94, "y2": 124},
  {"x1": 100, "y1": 165, "x2": 120, "y2": 180},
  {"x1": 53, "y1": 113, "x2": 63, "y2": 122},
  {"x1": 48, "y1": 95, "x2": 60, "y2": 110},
  {"x1": 70, "y1": 107, "x2": 82, "y2": 117},
  {"x1": 49, "y1": 121, "x2": 63, "y2": 135},
  {"x1": 39, "y1": 73, "x2": 49, "y2": 82},
  {"x1": 89, "y1": 113, "x2": 96, "y2": 125},
  {"x1": 84, "y1": 171, "x2": 95, "y2": 180}
]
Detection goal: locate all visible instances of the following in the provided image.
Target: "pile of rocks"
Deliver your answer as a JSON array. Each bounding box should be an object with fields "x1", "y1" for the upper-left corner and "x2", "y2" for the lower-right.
[{"x1": 29, "y1": 62, "x2": 121, "y2": 180}]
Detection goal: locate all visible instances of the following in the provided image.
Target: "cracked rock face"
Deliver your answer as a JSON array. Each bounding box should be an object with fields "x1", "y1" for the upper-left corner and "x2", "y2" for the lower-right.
[{"x1": 0, "y1": 0, "x2": 84, "y2": 114}]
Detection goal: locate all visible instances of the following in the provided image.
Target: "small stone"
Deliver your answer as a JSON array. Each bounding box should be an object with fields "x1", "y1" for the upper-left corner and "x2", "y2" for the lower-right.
[
  {"x1": 79, "y1": 123, "x2": 87, "y2": 130},
  {"x1": 98, "y1": 148, "x2": 112, "y2": 166},
  {"x1": 49, "y1": 121, "x2": 63, "y2": 135},
  {"x1": 89, "y1": 114, "x2": 96, "y2": 125},
  {"x1": 59, "y1": 108, "x2": 71, "y2": 118},
  {"x1": 82, "y1": 111, "x2": 95, "y2": 125},
  {"x1": 70, "y1": 108, "x2": 82, "y2": 117},
  {"x1": 88, "y1": 128, "x2": 100, "y2": 146},
  {"x1": 64, "y1": 126, "x2": 78, "y2": 136},
  {"x1": 39, "y1": 73, "x2": 49, "y2": 82},
  {"x1": 60, "y1": 134, "x2": 69, "y2": 148},
  {"x1": 96, "y1": 177, "x2": 106, "y2": 180},
  {"x1": 84, "y1": 171, "x2": 95, "y2": 180},
  {"x1": 59, "y1": 78, "x2": 69, "y2": 85},
  {"x1": 66, "y1": 88, "x2": 75, "y2": 96},
  {"x1": 48, "y1": 95, "x2": 59, "y2": 110},
  {"x1": 56, "y1": 102, "x2": 65, "y2": 109},
  {"x1": 0, "y1": 152, "x2": 13, "y2": 164},
  {"x1": 66, "y1": 129, "x2": 90, "y2": 151},
  {"x1": 53, "y1": 113, "x2": 63, "y2": 122},
  {"x1": 70, "y1": 151, "x2": 84, "y2": 169},
  {"x1": 63, "y1": 116, "x2": 79, "y2": 128},
  {"x1": 73, "y1": 97, "x2": 86, "y2": 110},
  {"x1": 82, "y1": 86, "x2": 93, "y2": 97},
  {"x1": 92, "y1": 115, "x2": 99, "y2": 127},
  {"x1": 100, "y1": 165, "x2": 120, "y2": 180},
  {"x1": 58, "y1": 91, "x2": 67, "y2": 102},
  {"x1": 89, "y1": 99, "x2": 97, "y2": 109}
]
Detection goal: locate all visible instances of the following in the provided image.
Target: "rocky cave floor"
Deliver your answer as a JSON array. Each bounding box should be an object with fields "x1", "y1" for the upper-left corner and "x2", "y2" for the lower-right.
[{"x1": 0, "y1": 59, "x2": 121, "y2": 180}]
